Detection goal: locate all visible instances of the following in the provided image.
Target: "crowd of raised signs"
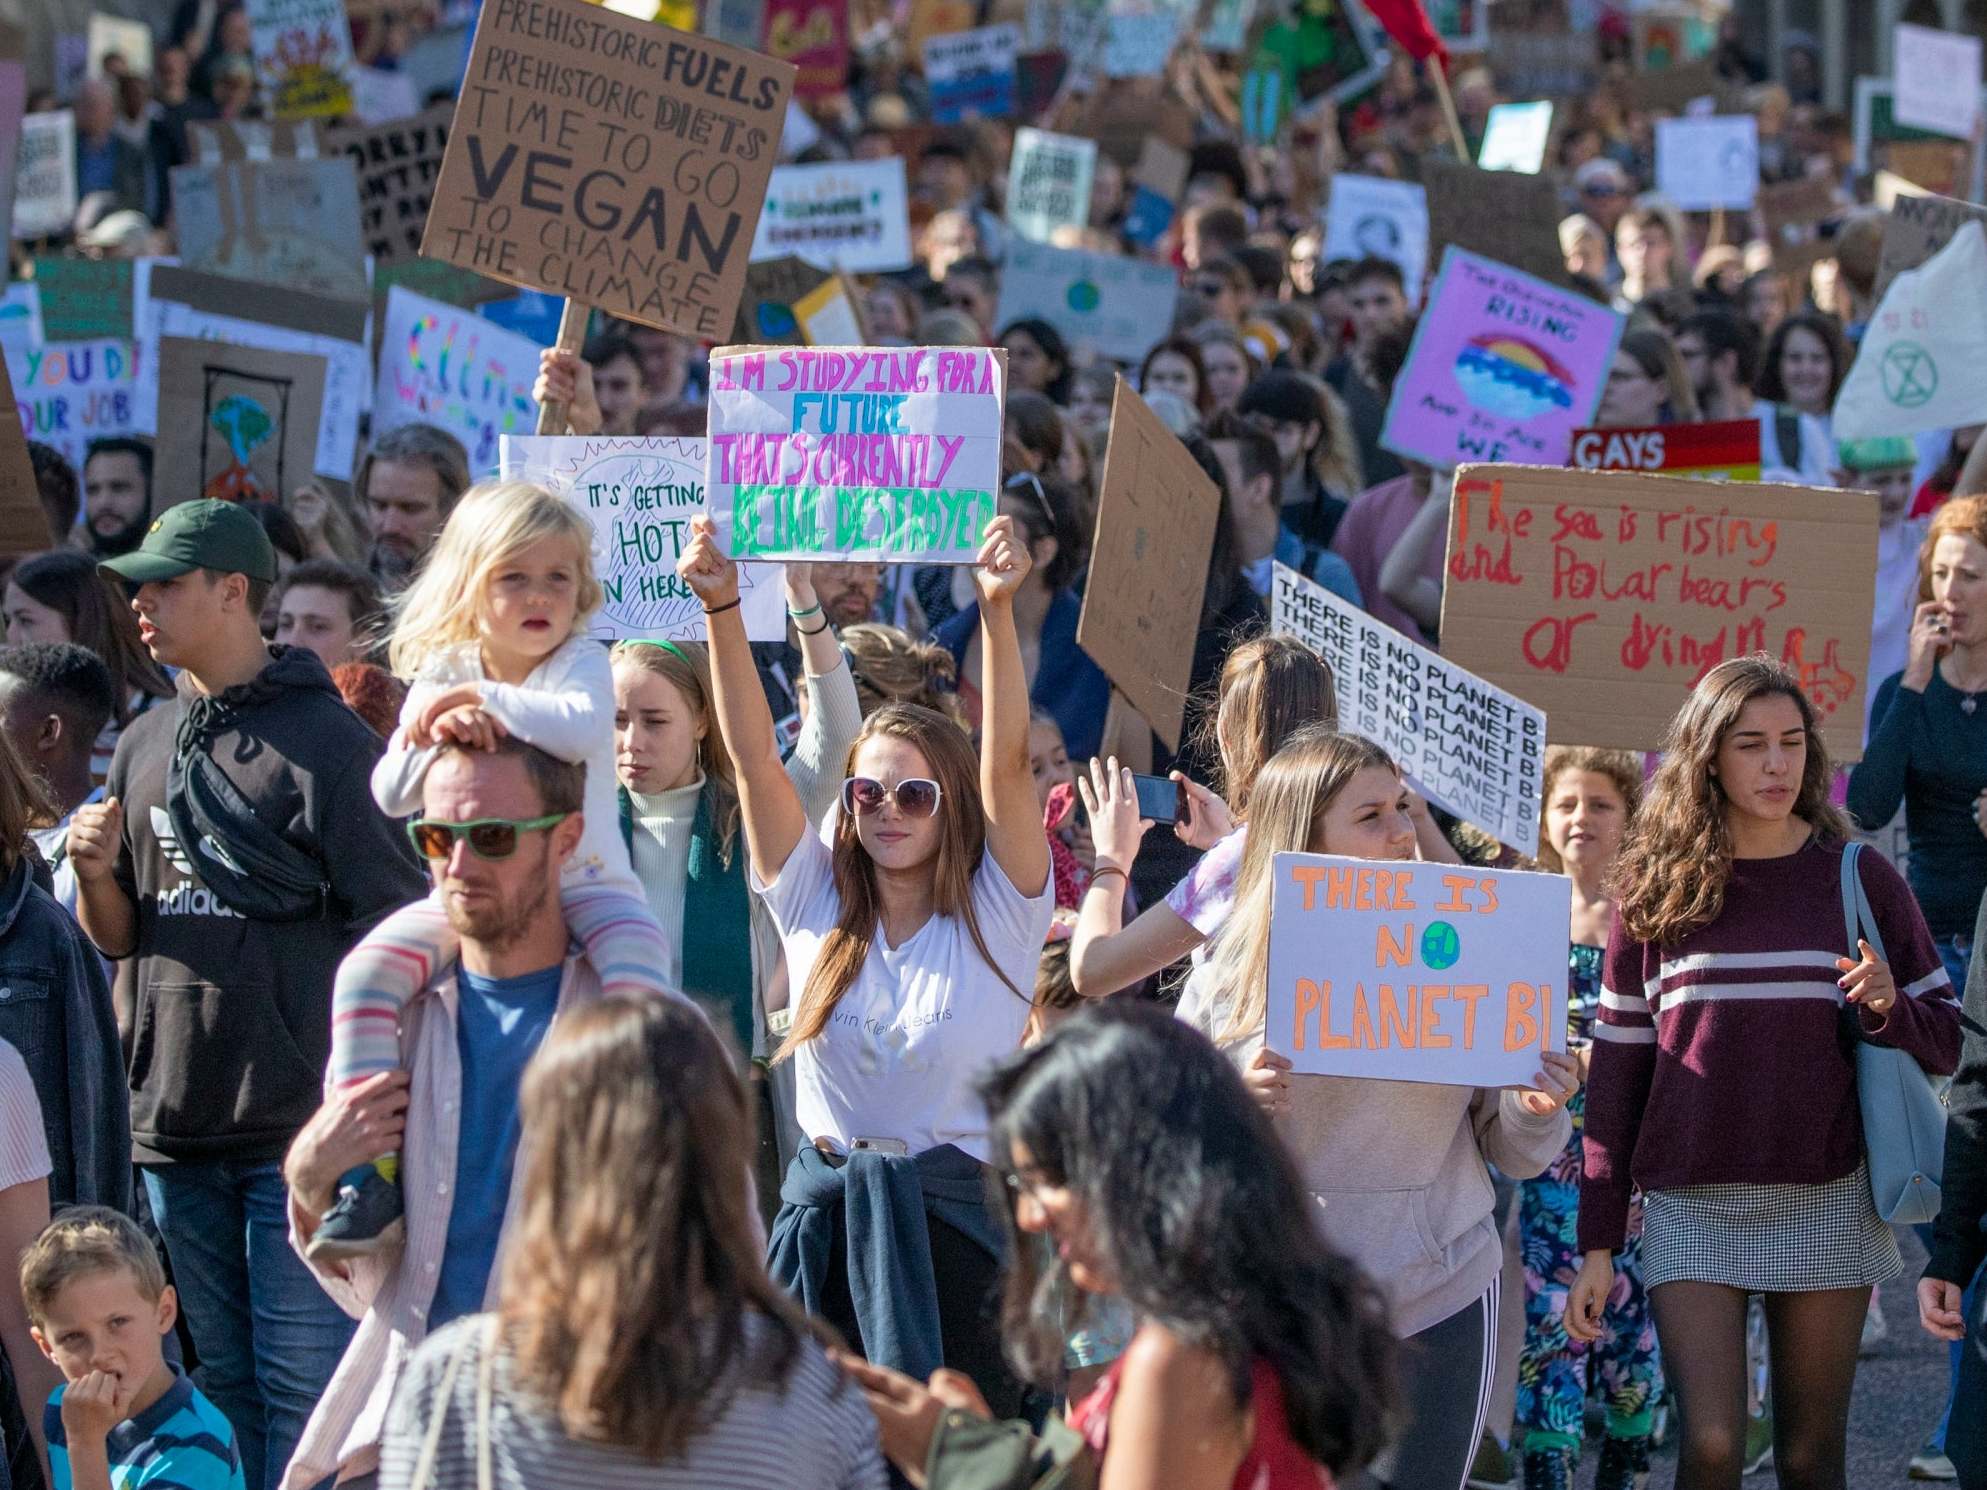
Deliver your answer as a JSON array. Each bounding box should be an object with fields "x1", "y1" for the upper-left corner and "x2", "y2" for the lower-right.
[{"x1": 2, "y1": 1, "x2": 1987, "y2": 1490}]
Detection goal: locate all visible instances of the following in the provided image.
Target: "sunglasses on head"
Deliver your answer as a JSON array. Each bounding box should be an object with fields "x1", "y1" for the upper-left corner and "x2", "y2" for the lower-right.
[
  {"x1": 1004, "y1": 470, "x2": 1057, "y2": 532},
  {"x1": 842, "y1": 776, "x2": 944, "y2": 818},
  {"x1": 405, "y1": 813, "x2": 569, "y2": 861}
]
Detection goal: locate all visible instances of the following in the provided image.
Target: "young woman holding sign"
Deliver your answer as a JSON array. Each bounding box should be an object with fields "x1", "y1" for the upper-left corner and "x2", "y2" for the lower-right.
[
  {"x1": 1088, "y1": 727, "x2": 1577, "y2": 1490},
  {"x1": 677, "y1": 511, "x2": 1053, "y2": 1416},
  {"x1": 1569, "y1": 656, "x2": 1960, "y2": 1490}
]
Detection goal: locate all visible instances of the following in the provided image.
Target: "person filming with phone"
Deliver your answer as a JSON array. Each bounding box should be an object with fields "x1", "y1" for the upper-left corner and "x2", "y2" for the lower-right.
[{"x1": 677, "y1": 512, "x2": 1054, "y2": 1420}]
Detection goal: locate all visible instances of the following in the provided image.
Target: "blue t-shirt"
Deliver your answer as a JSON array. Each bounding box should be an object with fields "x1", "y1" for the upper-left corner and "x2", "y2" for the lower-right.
[
  {"x1": 429, "y1": 962, "x2": 563, "y2": 1328},
  {"x1": 46, "y1": 1364, "x2": 244, "y2": 1490}
]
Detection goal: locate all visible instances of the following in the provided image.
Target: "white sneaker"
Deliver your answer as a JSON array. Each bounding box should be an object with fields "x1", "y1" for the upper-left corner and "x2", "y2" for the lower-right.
[{"x1": 1860, "y1": 1289, "x2": 1889, "y2": 1355}]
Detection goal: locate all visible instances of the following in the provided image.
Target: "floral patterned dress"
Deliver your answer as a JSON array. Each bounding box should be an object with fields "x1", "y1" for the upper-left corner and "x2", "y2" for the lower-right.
[{"x1": 1513, "y1": 943, "x2": 1663, "y2": 1455}]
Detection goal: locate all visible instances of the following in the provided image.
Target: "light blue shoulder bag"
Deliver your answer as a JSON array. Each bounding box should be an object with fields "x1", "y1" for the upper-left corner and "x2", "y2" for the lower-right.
[{"x1": 1840, "y1": 842, "x2": 1949, "y2": 1226}]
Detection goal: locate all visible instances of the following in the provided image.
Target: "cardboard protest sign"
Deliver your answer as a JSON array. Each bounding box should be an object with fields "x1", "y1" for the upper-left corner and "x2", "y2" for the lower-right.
[
  {"x1": 171, "y1": 158, "x2": 368, "y2": 301},
  {"x1": 1076, "y1": 378, "x2": 1221, "y2": 751},
  {"x1": 760, "y1": 0, "x2": 848, "y2": 99},
  {"x1": 910, "y1": 0, "x2": 977, "y2": 54},
  {"x1": 1624, "y1": 55, "x2": 1730, "y2": 117},
  {"x1": 1633, "y1": 6, "x2": 1713, "y2": 70},
  {"x1": 993, "y1": 239, "x2": 1178, "y2": 366},
  {"x1": 1103, "y1": 10, "x2": 1181, "y2": 78},
  {"x1": 350, "y1": 65, "x2": 421, "y2": 124},
  {"x1": 142, "y1": 266, "x2": 368, "y2": 481},
  {"x1": 245, "y1": 0, "x2": 358, "y2": 117},
  {"x1": 1380, "y1": 248, "x2": 1624, "y2": 471},
  {"x1": 1758, "y1": 176, "x2": 1839, "y2": 283},
  {"x1": 425, "y1": 0, "x2": 795, "y2": 341},
  {"x1": 1477, "y1": 101, "x2": 1553, "y2": 173},
  {"x1": 1570, "y1": 420, "x2": 1762, "y2": 481},
  {"x1": 707, "y1": 345, "x2": 1005, "y2": 564},
  {"x1": 0, "y1": 26, "x2": 24, "y2": 250},
  {"x1": 1421, "y1": 160, "x2": 1567, "y2": 290},
  {"x1": 1654, "y1": 115, "x2": 1758, "y2": 211},
  {"x1": 1436, "y1": 464, "x2": 1878, "y2": 758},
  {"x1": 735, "y1": 256, "x2": 867, "y2": 344},
  {"x1": 1893, "y1": 23, "x2": 1982, "y2": 141},
  {"x1": 501, "y1": 434, "x2": 787, "y2": 641},
  {"x1": 924, "y1": 24, "x2": 1019, "y2": 121},
  {"x1": 324, "y1": 105, "x2": 451, "y2": 265},
  {"x1": 154, "y1": 337, "x2": 327, "y2": 506},
  {"x1": 188, "y1": 118, "x2": 321, "y2": 163},
  {"x1": 1836, "y1": 223, "x2": 1987, "y2": 443},
  {"x1": 1323, "y1": 174, "x2": 1428, "y2": 302},
  {"x1": 1876, "y1": 191, "x2": 1987, "y2": 299},
  {"x1": 6, "y1": 340, "x2": 143, "y2": 475},
  {"x1": 750, "y1": 159, "x2": 913, "y2": 273},
  {"x1": 32, "y1": 259, "x2": 133, "y2": 340},
  {"x1": 1853, "y1": 77, "x2": 1987, "y2": 200},
  {"x1": 375, "y1": 286, "x2": 541, "y2": 472},
  {"x1": 1266, "y1": 854, "x2": 1570, "y2": 1088},
  {"x1": 1120, "y1": 137, "x2": 1189, "y2": 248},
  {"x1": 13, "y1": 112, "x2": 75, "y2": 240},
  {"x1": 1273, "y1": 563, "x2": 1545, "y2": 852},
  {"x1": 87, "y1": 16, "x2": 153, "y2": 78},
  {"x1": 1006, "y1": 128, "x2": 1096, "y2": 245},
  {"x1": 0, "y1": 351, "x2": 48, "y2": 553}
]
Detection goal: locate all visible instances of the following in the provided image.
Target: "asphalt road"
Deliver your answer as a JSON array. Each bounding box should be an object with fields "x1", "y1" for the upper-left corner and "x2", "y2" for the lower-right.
[{"x1": 1571, "y1": 1228, "x2": 1953, "y2": 1489}]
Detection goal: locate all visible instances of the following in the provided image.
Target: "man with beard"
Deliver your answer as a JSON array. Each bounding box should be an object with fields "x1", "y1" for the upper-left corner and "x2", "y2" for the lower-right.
[
  {"x1": 353, "y1": 424, "x2": 469, "y2": 591},
  {"x1": 282, "y1": 735, "x2": 688, "y2": 1490},
  {"x1": 82, "y1": 437, "x2": 155, "y2": 557}
]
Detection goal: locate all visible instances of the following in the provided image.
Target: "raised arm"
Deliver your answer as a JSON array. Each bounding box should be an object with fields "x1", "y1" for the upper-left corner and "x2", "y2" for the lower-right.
[
  {"x1": 679, "y1": 516, "x2": 809, "y2": 885},
  {"x1": 973, "y1": 516, "x2": 1050, "y2": 898},
  {"x1": 1071, "y1": 756, "x2": 1203, "y2": 995},
  {"x1": 783, "y1": 565, "x2": 864, "y2": 824}
]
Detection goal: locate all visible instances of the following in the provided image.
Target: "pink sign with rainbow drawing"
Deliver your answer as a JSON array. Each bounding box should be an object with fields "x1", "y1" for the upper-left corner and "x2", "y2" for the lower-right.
[{"x1": 1380, "y1": 247, "x2": 1624, "y2": 471}]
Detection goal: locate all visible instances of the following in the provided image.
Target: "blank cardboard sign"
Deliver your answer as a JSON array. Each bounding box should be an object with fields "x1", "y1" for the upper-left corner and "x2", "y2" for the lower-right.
[
  {"x1": 0, "y1": 352, "x2": 51, "y2": 555},
  {"x1": 1436, "y1": 465, "x2": 1876, "y2": 759},
  {"x1": 1076, "y1": 377, "x2": 1221, "y2": 750},
  {"x1": 1421, "y1": 159, "x2": 1568, "y2": 289},
  {"x1": 423, "y1": 0, "x2": 796, "y2": 341},
  {"x1": 154, "y1": 337, "x2": 328, "y2": 508}
]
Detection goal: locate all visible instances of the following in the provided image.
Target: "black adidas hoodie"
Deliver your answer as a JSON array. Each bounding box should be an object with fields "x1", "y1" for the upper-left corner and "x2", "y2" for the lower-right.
[{"x1": 104, "y1": 645, "x2": 429, "y2": 1165}]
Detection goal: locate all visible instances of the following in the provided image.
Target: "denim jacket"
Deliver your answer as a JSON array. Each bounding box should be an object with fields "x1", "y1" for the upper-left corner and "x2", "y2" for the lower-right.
[{"x1": 0, "y1": 855, "x2": 131, "y2": 1214}]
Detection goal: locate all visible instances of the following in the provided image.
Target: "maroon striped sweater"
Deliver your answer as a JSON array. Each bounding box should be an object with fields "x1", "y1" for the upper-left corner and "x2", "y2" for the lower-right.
[{"x1": 1578, "y1": 837, "x2": 1961, "y2": 1254}]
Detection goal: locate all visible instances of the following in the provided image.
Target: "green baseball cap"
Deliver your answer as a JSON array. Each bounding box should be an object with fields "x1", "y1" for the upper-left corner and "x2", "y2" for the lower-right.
[{"x1": 98, "y1": 499, "x2": 277, "y2": 585}]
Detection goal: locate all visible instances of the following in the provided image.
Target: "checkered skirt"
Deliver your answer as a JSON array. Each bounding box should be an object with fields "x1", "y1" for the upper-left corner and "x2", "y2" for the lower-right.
[{"x1": 1640, "y1": 1160, "x2": 1903, "y2": 1292}]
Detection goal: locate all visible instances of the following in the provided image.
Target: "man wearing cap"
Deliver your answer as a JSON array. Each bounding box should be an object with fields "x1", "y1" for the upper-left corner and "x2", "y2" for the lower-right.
[{"x1": 66, "y1": 500, "x2": 428, "y2": 1490}]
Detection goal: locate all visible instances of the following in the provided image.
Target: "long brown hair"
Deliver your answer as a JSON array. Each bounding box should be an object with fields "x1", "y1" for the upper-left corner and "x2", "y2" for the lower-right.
[
  {"x1": 1191, "y1": 633, "x2": 1338, "y2": 820},
  {"x1": 11, "y1": 551, "x2": 170, "y2": 721},
  {"x1": 498, "y1": 998, "x2": 824, "y2": 1458},
  {"x1": 610, "y1": 640, "x2": 742, "y2": 864},
  {"x1": 778, "y1": 703, "x2": 1025, "y2": 1058},
  {"x1": 0, "y1": 731, "x2": 54, "y2": 879},
  {"x1": 1202, "y1": 730, "x2": 1396, "y2": 1044},
  {"x1": 1533, "y1": 747, "x2": 1644, "y2": 875},
  {"x1": 1611, "y1": 656, "x2": 1849, "y2": 945}
]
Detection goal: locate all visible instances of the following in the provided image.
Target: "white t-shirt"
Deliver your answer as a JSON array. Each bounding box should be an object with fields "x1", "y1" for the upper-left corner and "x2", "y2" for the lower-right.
[
  {"x1": 0, "y1": 1039, "x2": 51, "y2": 1192},
  {"x1": 757, "y1": 831, "x2": 1053, "y2": 1162}
]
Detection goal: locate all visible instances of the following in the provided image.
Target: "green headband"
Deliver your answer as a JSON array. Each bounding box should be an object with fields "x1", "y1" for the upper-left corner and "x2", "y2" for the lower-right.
[{"x1": 622, "y1": 638, "x2": 693, "y2": 666}]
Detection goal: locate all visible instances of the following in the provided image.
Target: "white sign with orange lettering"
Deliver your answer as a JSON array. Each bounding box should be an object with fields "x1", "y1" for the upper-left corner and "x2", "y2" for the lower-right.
[{"x1": 1265, "y1": 854, "x2": 1569, "y2": 1088}]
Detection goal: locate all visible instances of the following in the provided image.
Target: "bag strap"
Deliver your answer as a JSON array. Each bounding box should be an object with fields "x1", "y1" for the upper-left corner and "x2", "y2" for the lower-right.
[
  {"x1": 408, "y1": 1324, "x2": 480, "y2": 1490},
  {"x1": 1839, "y1": 842, "x2": 1890, "y2": 965},
  {"x1": 475, "y1": 1316, "x2": 498, "y2": 1490}
]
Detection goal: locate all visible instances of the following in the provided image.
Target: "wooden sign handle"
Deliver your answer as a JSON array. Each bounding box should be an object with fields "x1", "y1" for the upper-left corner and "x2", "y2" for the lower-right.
[{"x1": 535, "y1": 300, "x2": 592, "y2": 435}]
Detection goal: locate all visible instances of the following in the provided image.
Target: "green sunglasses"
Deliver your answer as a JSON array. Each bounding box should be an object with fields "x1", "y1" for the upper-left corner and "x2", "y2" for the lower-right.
[{"x1": 406, "y1": 813, "x2": 569, "y2": 861}]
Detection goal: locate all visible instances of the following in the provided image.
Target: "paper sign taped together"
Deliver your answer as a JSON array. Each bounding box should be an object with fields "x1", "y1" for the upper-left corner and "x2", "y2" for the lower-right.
[
  {"x1": 1436, "y1": 464, "x2": 1878, "y2": 759},
  {"x1": 501, "y1": 434, "x2": 787, "y2": 643},
  {"x1": 423, "y1": 0, "x2": 795, "y2": 342},
  {"x1": 1266, "y1": 853, "x2": 1570, "y2": 1089},
  {"x1": 1076, "y1": 377, "x2": 1221, "y2": 752},
  {"x1": 1273, "y1": 563, "x2": 1545, "y2": 855},
  {"x1": 706, "y1": 344, "x2": 1006, "y2": 563}
]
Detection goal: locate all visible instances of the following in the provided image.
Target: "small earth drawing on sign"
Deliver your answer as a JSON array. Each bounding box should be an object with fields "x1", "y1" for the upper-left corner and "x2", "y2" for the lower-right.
[
  {"x1": 1421, "y1": 920, "x2": 1461, "y2": 970},
  {"x1": 1066, "y1": 280, "x2": 1100, "y2": 312},
  {"x1": 1882, "y1": 342, "x2": 1938, "y2": 408},
  {"x1": 756, "y1": 301, "x2": 798, "y2": 338}
]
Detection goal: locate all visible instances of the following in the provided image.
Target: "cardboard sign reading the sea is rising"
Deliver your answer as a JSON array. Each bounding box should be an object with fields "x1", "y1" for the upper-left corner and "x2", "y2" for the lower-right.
[
  {"x1": 423, "y1": 0, "x2": 796, "y2": 341},
  {"x1": 1266, "y1": 854, "x2": 1570, "y2": 1089},
  {"x1": 1569, "y1": 419, "x2": 1761, "y2": 481},
  {"x1": 707, "y1": 344, "x2": 1005, "y2": 563},
  {"x1": 1380, "y1": 248, "x2": 1624, "y2": 471},
  {"x1": 501, "y1": 434, "x2": 787, "y2": 642},
  {"x1": 1436, "y1": 464, "x2": 1878, "y2": 759},
  {"x1": 1273, "y1": 563, "x2": 1545, "y2": 854}
]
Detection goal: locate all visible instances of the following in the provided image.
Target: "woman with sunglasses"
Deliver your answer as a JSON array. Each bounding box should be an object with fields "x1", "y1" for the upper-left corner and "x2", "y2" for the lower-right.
[
  {"x1": 934, "y1": 471, "x2": 1112, "y2": 761},
  {"x1": 679, "y1": 511, "x2": 1054, "y2": 1416}
]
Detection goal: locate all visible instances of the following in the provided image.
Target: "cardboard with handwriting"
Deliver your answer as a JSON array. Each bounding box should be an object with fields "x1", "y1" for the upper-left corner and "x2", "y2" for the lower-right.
[
  {"x1": 324, "y1": 104, "x2": 452, "y2": 266},
  {"x1": 1876, "y1": 190, "x2": 1987, "y2": 300},
  {"x1": 1436, "y1": 464, "x2": 1877, "y2": 758},
  {"x1": 154, "y1": 336, "x2": 328, "y2": 507},
  {"x1": 1076, "y1": 377, "x2": 1221, "y2": 750}
]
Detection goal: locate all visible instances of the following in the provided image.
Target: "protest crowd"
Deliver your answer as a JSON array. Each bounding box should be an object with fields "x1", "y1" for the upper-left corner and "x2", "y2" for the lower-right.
[{"x1": 2, "y1": 0, "x2": 1987, "y2": 1489}]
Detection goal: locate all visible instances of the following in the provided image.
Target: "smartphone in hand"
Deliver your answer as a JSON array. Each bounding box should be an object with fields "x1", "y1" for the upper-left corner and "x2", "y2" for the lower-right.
[{"x1": 1130, "y1": 773, "x2": 1186, "y2": 826}]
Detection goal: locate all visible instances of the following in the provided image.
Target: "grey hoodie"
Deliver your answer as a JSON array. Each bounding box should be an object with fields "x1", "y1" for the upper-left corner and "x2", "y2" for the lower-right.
[{"x1": 1179, "y1": 977, "x2": 1570, "y2": 1338}]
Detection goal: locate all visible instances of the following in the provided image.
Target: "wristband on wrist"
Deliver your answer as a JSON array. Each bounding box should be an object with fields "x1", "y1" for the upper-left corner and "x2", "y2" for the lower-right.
[
  {"x1": 796, "y1": 618, "x2": 831, "y2": 635},
  {"x1": 1089, "y1": 864, "x2": 1128, "y2": 884},
  {"x1": 703, "y1": 597, "x2": 743, "y2": 616},
  {"x1": 788, "y1": 601, "x2": 824, "y2": 619}
]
